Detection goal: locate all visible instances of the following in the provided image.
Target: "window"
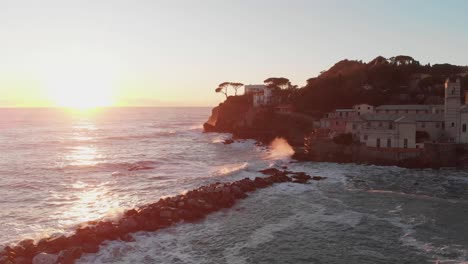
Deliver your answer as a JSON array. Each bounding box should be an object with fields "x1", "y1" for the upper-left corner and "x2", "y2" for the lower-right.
[
  {"x1": 421, "y1": 123, "x2": 425, "y2": 128},
  {"x1": 387, "y1": 138, "x2": 392, "y2": 148},
  {"x1": 358, "y1": 107, "x2": 361, "y2": 110},
  {"x1": 352, "y1": 124, "x2": 357, "y2": 130},
  {"x1": 404, "y1": 139, "x2": 408, "y2": 148},
  {"x1": 389, "y1": 123, "x2": 393, "y2": 129},
  {"x1": 379, "y1": 122, "x2": 382, "y2": 127},
  {"x1": 358, "y1": 112, "x2": 361, "y2": 116},
  {"x1": 463, "y1": 124, "x2": 467, "y2": 133},
  {"x1": 405, "y1": 110, "x2": 409, "y2": 113},
  {"x1": 376, "y1": 138, "x2": 381, "y2": 148},
  {"x1": 367, "y1": 107, "x2": 370, "y2": 110},
  {"x1": 436, "y1": 123, "x2": 440, "y2": 128},
  {"x1": 452, "y1": 122, "x2": 455, "y2": 127},
  {"x1": 339, "y1": 112, "x2": 342, "y2": 117},
  {"x1": 364, "y1": 135, "x2": 368, "y2": 140},
  {"x1": 336, "y1": 121, "x2": 339, "y2": 125},
  {"x1": 442, "y1": 123, "x2": 445, "y2": 129}
]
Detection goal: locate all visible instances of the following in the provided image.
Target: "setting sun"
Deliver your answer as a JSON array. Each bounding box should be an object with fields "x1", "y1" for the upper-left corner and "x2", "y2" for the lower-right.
[{"x1": 42, "y1": 65, "x2": 116, "y2": 109}]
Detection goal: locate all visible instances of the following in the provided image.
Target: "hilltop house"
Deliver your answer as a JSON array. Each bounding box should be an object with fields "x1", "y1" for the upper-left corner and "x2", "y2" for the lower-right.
[
  {"x1": 244, "y1": 84, "x2": 274, "y2": 107},
  {"x1": 320, "y1": 78, "x2": 468, "y2": 149}
]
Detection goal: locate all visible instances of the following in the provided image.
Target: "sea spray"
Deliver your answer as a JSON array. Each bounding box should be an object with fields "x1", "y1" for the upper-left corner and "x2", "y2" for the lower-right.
[{"x1": 267, "y1": 138, "x2": 295, "y2": 160}]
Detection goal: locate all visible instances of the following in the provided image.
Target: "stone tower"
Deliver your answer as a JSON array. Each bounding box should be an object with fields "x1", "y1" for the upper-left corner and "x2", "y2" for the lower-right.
[{"x1": 444, "y1": 78, "x2": 461, "y2": 142}]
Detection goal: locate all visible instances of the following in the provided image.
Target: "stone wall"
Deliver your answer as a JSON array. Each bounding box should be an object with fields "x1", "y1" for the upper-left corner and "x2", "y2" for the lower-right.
[{"x1": 302, "y1": 138, "x2": 468, "y2": 168}]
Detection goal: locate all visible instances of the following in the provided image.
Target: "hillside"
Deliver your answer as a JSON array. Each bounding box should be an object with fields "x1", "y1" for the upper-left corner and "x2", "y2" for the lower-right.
[{"x1": 292, "y1": 55, "x2": 468, "y2": 115}]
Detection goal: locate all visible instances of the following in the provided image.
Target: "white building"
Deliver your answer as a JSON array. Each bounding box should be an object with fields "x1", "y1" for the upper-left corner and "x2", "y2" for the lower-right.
[
  {"x1": 322, "y1": 78, "x2": 468, "y2": 149},
  {"x1": 245, "y1": 84, "x2": 274, "y2": 107}
]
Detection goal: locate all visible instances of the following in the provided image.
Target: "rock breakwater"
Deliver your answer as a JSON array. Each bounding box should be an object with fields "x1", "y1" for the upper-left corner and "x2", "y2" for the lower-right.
[{"x1": 0, "y1": 170, "x2": 323, "y2": 264}]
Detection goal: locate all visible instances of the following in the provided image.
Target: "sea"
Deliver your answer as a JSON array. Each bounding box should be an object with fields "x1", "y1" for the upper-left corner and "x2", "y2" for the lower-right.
[{"x1": 0, "y1": 107, "x2": 467, "y2": 264}]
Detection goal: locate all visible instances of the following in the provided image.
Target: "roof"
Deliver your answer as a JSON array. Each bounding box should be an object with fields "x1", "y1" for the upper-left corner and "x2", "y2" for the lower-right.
[
  {"x1": 358, "y1": 113, "x2": 444, "y2": 123},
  {"x1": 375, "y1": 104, "x2": 443, "y2": 110},
  {"x1": 396, "y1": 114, "x2": 444, "y2": 123},
  {"x1": 359, "y1": 114, "x2": 402, "y2": 121}
]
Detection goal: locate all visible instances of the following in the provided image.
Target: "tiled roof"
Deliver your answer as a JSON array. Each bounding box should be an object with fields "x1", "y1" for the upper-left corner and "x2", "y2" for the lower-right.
[
  {"x1": 358, "y1": 114, "x2": 444, "y2": 123},
  {"x1": 375, "y1": 104, "x2": 443, "y2": 110}
]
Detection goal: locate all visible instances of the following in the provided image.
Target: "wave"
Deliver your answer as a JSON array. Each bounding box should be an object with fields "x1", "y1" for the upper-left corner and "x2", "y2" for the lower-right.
[{"x1": 213, "y1": 162, "x2": 248, "y2": 176}]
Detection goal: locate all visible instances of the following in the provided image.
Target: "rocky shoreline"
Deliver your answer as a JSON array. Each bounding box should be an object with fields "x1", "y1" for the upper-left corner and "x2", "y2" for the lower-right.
[{"x1": 0, "y1": 169, "x2": 324, "y2": 264}]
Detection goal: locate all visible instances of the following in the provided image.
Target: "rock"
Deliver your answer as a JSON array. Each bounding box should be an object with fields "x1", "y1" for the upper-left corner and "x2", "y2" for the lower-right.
[
  {"x1": 124, "y1": 209, "x2": 138, "y2": 217},
  {"x1": 81, "y1": 243, "x2": 99, "y2": 254},
  {"x1": 312, "y1": 176, "x2": 326, "y2": 181},
  {"x1": 118, "y1": 217, "x2": 138, "y2": 233},
  {"x1": 159, "y1": 209, "x2": 173, "y2": 219},
  {"x1": 119, "y1": 234, "x2": 135, "y2": 242},
  {"x1": 93, "y1": 222, "x2": 115, "y2": 239},
  {"x1": 32, "y1": 253, "x2": 58, "y2": 264},
  {"x1": 223, "y1": 139, "x2": 234, "y2": 145},
  {"x1": 0, "y1": 256, "x2": 11, "y2": 264},
  {"x1": 291, "y1": 172, "x2": 312, "y2": 183},
  {"x1": 13, "y1": 257, "x2": 30, "y2": 264},
  {"x1": 293, "y1": 178, "x2": 309, "y2": 184},
  {"x1": 203, "y1": 122, "x2": 216, "y2": 132},
  {"x1": 258, "y1": 168, "x2": 280, "y2": 176},
  {"x1": 38, "y1": 236, "x2": 68, "y2": 253},
  {"x1": 58, "y1": 247, "x2": 82, "y2": 264}
]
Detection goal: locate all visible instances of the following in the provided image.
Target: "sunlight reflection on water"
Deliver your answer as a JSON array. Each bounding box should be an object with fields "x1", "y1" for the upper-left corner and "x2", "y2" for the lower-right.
[{"x1": 59, "y1": 182, "x2": 121, "y2": 226}]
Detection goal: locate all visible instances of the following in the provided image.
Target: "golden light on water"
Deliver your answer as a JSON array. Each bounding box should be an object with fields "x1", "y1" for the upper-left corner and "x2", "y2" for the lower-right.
[{"x1": 60, "y1": 182, "x2": 121, "y2": 225}]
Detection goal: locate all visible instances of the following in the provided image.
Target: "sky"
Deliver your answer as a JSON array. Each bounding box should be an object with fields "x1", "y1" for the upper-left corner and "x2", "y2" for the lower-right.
[{"x1": 1, "y1": 0, "x2": 468, "y2": 107}]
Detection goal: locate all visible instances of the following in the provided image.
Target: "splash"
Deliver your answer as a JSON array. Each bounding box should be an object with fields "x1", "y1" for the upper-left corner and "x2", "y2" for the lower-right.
[
  {"x1": 267, "y1": 138, "x2": 295, "y2": 160},
  {"x1": 215, "y1": 162, "x2": 248, "y2": 176}
]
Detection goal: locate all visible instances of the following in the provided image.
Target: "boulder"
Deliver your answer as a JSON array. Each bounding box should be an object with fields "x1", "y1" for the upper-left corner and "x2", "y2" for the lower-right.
[
  {"x1": 13, "y1": 257, "x2": 31, "y2": 264},
  {"x1": 312, "y1": 176, "x2": 327, "y2": 181},
  {"x1": 38, "y1": 235, "x2": 68, "y2": 253},
  {"x1": 58, "y1": 247, "x2": 82, "y2": 264},
  {"x1": 119, "y1": 234, "x2": 135, "y2": 242},
  {"x1": 118, "y1": 217, "x2": 138, "y2": 233},
  {"x1": 81, "y1": 243, "x2": 99, "y2": 254},
  {"x1": 223, "y1": 139, "x2": 234, "y2": 145},
  {"x1": 0, "y1": 256, "x2": 11, "y2": 264},
  {"x1": 32, "y1": 253, "x2": 58, "y2": 264},
  {"x1": 258, "y1": 168, "x2": 280, "y2": 176}
]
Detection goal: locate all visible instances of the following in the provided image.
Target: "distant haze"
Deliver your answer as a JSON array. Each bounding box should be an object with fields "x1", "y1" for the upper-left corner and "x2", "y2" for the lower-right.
[{"x1": 1, "y1": 0, "x2": 467, "y2": 107}]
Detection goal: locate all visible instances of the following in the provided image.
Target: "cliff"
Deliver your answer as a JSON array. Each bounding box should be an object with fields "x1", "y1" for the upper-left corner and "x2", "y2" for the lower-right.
[{"x1": 204, "y1": 96, "x2": 314, "y2": 146}]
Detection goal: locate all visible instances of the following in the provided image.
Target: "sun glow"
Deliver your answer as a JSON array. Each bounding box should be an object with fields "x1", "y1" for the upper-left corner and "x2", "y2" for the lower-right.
[{"x1": 42, "y1": 62, "x2": 117, "y2": 109}]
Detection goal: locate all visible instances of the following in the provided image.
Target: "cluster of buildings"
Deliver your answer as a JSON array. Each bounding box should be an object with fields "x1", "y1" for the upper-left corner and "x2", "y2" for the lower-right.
[{"x1": 319, "y1": 78, "x2": 468, "y2": 149}]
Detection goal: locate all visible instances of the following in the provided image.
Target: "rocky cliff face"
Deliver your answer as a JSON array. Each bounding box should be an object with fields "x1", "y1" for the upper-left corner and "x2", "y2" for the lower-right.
[{"x1": 204, "y1": 96, "x2": 314, "y2": 146}]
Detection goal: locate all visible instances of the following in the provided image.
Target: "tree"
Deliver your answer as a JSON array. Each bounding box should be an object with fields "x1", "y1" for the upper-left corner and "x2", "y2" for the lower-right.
[
  {"x1": 231, "y1": 82, "x2": 244, "y2": 96},
  {"x1": 215, "y1": 82, "x2": 229, "y2": 99},
  {"x1": 215, "y1": 82, "x2": 244, "y2": 98},
  {"x1": 264, "y1": 77, "x2": 292, "y2": 90}
]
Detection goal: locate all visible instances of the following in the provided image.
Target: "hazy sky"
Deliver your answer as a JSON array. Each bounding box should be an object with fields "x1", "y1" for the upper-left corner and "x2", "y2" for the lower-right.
[{"x1": 1, "y1": 0, "x2": 467, "y2": 107}]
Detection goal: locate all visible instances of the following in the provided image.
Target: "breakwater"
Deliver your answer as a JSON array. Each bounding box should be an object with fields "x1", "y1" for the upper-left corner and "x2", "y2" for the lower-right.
[{"x1": 0, "y1": 169, "x2": 324, "y2": 264}]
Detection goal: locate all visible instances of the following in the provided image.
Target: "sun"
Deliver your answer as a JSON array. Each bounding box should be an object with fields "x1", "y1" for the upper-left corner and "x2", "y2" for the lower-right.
[{"x1": 43, "y1": 68, "x2": 115, "y2": 109}]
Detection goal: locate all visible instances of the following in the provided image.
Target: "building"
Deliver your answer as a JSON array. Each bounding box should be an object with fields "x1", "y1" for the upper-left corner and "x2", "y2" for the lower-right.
[
  {"x1": 321, "y1": 78, "x2": 468, "y2": 149},
  {"x1": 244, "y1": 84, "x2": 274, "y2": 107}
]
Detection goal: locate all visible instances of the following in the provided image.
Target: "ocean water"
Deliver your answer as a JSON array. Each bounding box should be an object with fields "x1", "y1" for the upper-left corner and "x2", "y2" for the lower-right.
[{"x1": 1, "y1": 107, "x2": 468, "y2": 264}]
